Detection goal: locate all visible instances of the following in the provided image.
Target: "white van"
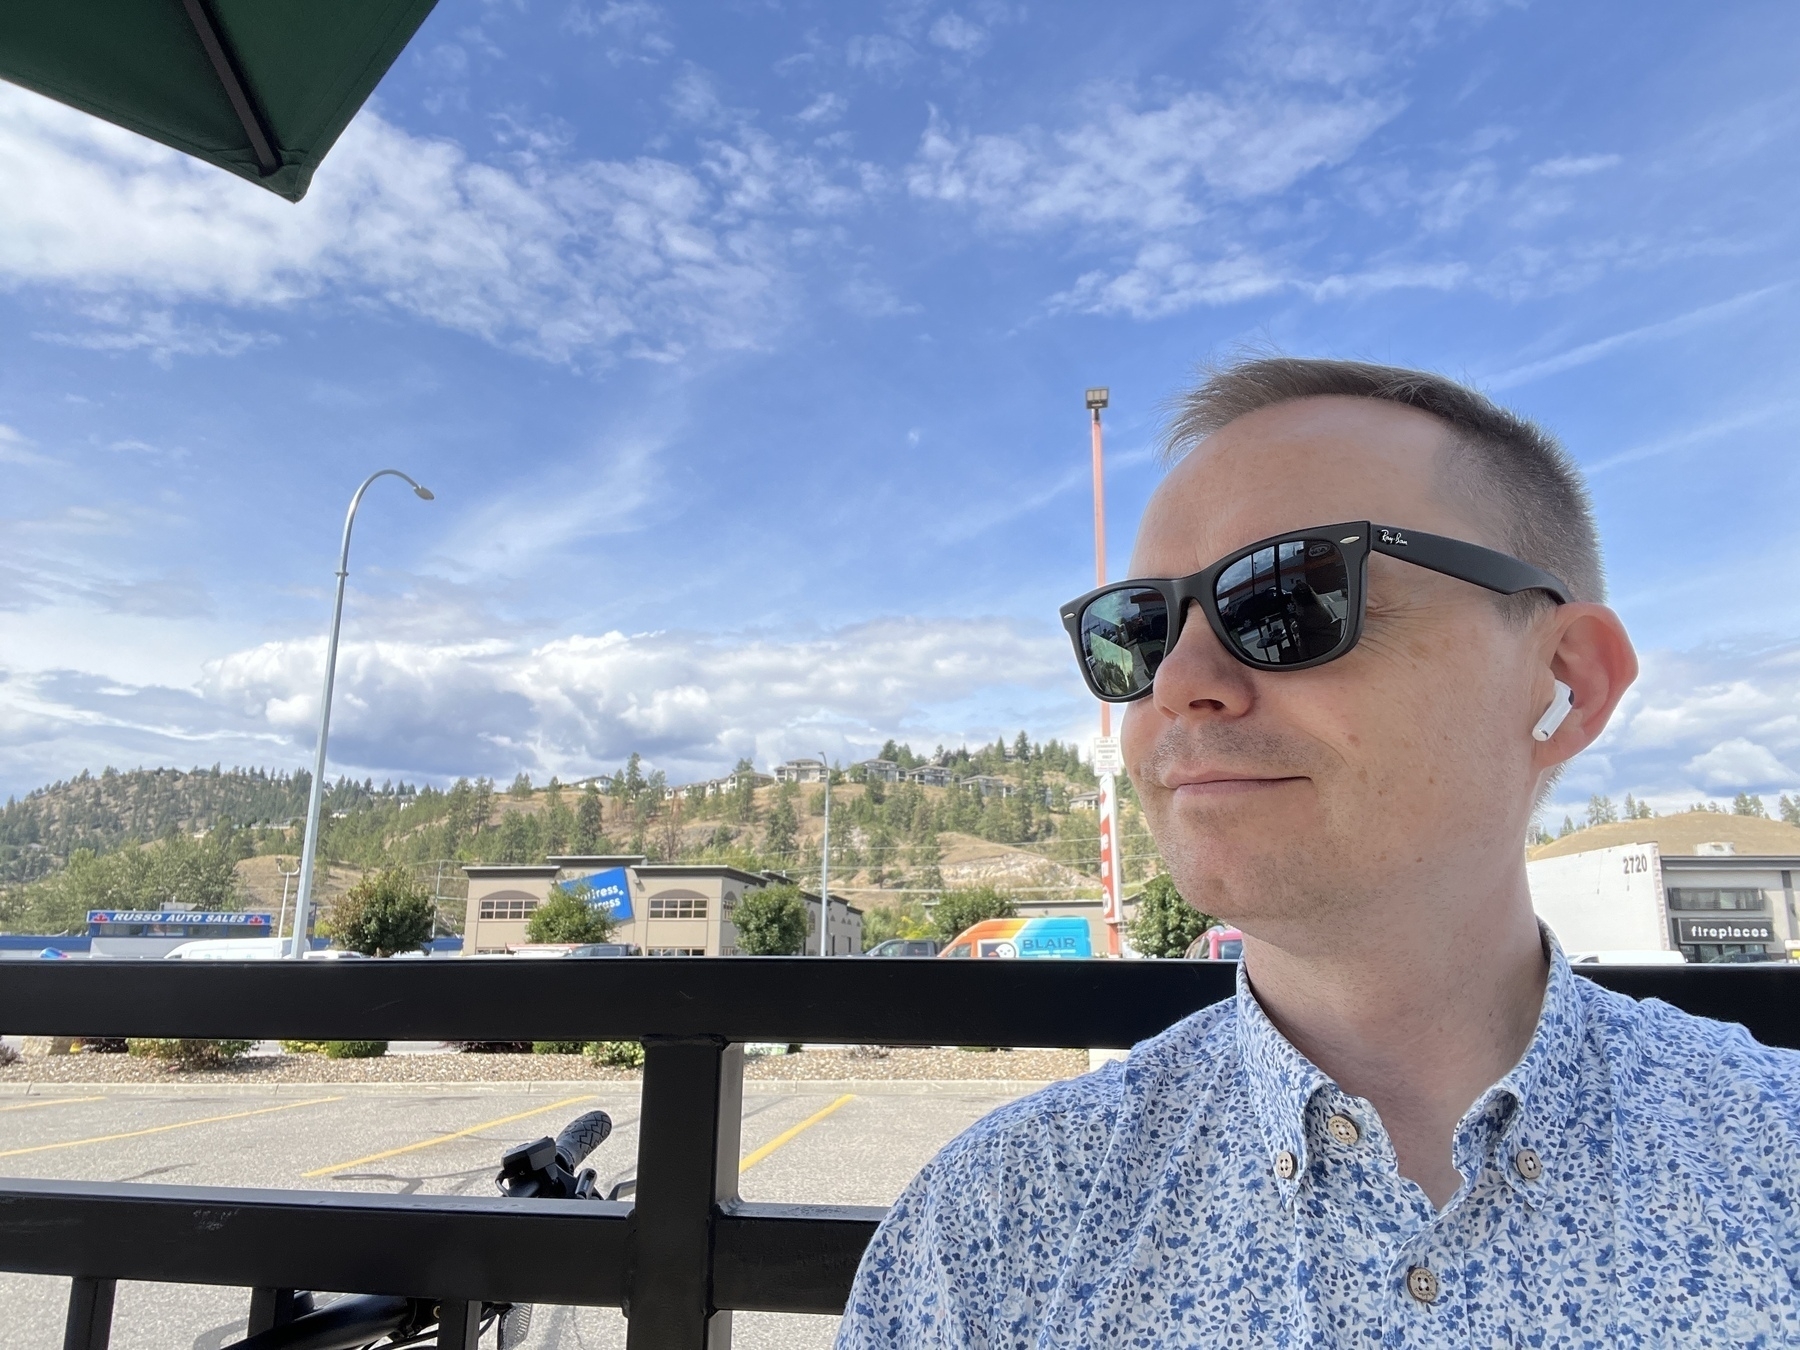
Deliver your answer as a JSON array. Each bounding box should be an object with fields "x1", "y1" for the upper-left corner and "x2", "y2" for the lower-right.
[{"x1": 164, "y1": 939, "x2": 364, "y2": 960}]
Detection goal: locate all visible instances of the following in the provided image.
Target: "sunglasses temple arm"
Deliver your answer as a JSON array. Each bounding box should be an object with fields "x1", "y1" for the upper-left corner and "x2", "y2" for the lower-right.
[{"x1": 1370, "y1": 528, "x2": 1570, "y2": 604}]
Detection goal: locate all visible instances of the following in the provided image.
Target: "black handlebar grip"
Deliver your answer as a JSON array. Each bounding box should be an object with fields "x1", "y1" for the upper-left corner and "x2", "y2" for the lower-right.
[{"x1": 554, "y1": 1110, "x2": 613, "y2": 1170}]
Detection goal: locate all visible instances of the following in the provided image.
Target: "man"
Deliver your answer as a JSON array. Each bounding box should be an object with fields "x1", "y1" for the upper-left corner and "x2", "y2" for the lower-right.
[{"x1": 838, "y1": 358, "x2": 1800, "y2": 1346}]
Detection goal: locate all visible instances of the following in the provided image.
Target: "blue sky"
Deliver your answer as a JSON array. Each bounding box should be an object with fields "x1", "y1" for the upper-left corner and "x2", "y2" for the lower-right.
[{"x1": 1, "y1": 0, "x2": 1797, "y2": 827}]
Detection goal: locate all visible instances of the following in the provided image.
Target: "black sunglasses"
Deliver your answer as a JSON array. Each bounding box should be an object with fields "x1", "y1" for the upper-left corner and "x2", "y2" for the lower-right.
[{"x1": 1059, "y1": 522, "x2": 1571, "y2": 703}]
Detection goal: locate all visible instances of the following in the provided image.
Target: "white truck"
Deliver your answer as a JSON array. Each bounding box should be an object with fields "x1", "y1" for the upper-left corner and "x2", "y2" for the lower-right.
[{"x1": 1526, "y1": 842, "x2": 1684, "y2": 964}]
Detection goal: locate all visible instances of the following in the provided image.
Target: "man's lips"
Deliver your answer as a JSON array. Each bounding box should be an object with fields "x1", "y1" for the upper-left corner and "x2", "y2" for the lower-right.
[{"x1": 1165, "y1": 771, "x2": 1306, "y2": 797}]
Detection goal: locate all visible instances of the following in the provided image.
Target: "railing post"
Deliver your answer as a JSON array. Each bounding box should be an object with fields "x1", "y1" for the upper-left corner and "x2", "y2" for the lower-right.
[
  {"x1": 62, "y1": 1276, "x2": 115, "y2": 1350},
  {"x1": 437, "y1": 1299, "x2": 482, "y2": 1349},
  {"x1": 626, "y1": 1038, "x2": 744, "y2": 1350}
]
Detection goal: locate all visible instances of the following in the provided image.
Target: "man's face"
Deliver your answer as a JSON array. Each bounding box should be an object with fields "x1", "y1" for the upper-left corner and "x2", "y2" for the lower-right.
[{"x1": 1122, "y1": 396, "x2": 1549, "y2": 950}]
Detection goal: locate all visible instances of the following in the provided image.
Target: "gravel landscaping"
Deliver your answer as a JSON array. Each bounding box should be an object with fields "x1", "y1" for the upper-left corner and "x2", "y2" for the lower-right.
[{"x1": 0, "y1": 1045, "x2": 1090, "y2": 1086}]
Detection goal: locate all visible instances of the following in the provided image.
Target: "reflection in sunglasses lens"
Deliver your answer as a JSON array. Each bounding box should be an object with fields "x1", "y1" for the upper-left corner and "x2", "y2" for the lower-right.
[
  {"x1": 1213, "y1": 539, "x2": 1349, "y2": 665},
  {"x1": 1081, "y1": 586, "x2": 1167, "y2": 697}
]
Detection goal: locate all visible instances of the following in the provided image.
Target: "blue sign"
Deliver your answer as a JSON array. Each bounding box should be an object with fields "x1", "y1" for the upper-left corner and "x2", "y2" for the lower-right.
[
  {"x1": 88, "y1": 911, "x2": 272, "y2": 927},
  {"x1": 558, "y1": 868, "x2": 633, "y2": 921}
]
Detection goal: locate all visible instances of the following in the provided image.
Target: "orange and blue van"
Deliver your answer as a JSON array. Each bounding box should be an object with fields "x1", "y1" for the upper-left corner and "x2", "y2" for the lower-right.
[{"x1": 938, "y1": 917, "x2": 1093, "y2": 960}]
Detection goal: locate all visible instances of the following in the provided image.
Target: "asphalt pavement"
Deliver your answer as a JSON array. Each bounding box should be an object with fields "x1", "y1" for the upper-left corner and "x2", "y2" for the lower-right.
[{"x1": 0, "y1": 1080, "x2": 1039, "y2": 1350}]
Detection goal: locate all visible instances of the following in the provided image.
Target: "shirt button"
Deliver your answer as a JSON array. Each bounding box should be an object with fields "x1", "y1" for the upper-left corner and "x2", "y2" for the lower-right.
[
  {"x1": 1326, "y1": 1113, "x2": 1360, "y2": 1146},
  {"x1": 1274, "y1": 1150, "x2": 1297, "y2": 1179},
  {"x1": 1405, "y1": 1266, "x2": 1439, "y2": 1304},
  {"x1": 1514, "y1": 1148, "x2": 1544, "y2": 1181}
]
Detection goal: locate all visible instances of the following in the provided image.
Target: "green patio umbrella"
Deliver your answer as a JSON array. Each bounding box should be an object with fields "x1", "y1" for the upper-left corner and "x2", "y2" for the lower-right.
[{"x1": 0, "y1": 0, "x2": 439, "y2": 202}]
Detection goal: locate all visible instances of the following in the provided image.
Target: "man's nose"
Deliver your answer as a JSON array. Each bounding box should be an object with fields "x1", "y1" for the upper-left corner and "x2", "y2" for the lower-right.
[{"x1": 1150, "y1": 600, "x2": 1255, "y2": 719}]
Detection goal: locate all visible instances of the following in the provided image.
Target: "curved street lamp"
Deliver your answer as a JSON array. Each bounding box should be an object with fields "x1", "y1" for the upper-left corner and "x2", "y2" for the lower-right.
[{"x1": 288, "y1": 470, "x2": 434, "y2": 959}]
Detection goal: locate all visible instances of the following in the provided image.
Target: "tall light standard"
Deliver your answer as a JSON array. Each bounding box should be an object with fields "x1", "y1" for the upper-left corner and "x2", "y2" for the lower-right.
[
  {"x1": 275, "y1": 857, "x2": 301, "y2": 944},
  {"x1": 817, "y1": 753, "x2": 832, "y2": 957},
  {"x1": 1085, "y1": 387, "x2": 1124, "y2": 957},
  {"x1": 287, "y1": 470, "x2": 435, "y2": 959}
]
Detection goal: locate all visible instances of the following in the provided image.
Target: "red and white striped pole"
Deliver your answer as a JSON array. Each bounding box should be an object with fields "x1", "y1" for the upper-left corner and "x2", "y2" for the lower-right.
[{"x1": 1085, "y1": 387, "x2": 1124, "y2": 957}]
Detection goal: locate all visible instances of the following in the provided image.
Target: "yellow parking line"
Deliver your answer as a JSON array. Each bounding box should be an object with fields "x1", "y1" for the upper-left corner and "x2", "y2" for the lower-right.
[
  {"x1": 0, "y1": 1096, "x2": 105, "y2": 1114},
  {"x1": 304, "y1": 1093, "x2": 600, "y2": 1178},
  {"x1": 739, "y1": 1094, "x2": 855, "y2": 1174},
  {"x1": 0, "y1": 1096, "x2": 341, "y2": 1159}
]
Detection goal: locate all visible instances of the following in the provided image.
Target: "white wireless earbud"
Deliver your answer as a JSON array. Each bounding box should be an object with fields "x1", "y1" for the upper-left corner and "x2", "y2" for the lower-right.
[{"x1": 1531, "y1": 679, "x2": 1574, "y2": 742}]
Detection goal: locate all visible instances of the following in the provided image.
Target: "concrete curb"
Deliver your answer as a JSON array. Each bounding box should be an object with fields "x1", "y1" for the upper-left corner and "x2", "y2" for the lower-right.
[{"x1": 0, "y1": 1078, "x2": 1061, "y2": 1099}]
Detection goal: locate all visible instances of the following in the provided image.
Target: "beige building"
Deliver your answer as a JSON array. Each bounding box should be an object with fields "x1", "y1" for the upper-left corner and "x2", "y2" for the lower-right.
[{"x1": 461, "y1": 856, "x2": 863, "y2": 956}]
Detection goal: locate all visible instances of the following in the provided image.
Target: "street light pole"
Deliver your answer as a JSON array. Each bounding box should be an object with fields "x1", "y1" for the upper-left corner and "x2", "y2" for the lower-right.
[
  {"x1": 275, "y1": 857, "x2": 301, "y2": 945},
  {"x1": 1085, "y1": 387, "x2": 1124, "y2": 957},
  {"x1": 817, "y1": 753, "x2": 832, "y2": 957},
  {"x1": 287, "y1": 469, "x2": 434, "y2": 959}
]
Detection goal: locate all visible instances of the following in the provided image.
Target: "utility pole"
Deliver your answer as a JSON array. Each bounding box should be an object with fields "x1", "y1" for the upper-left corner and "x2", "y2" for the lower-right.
[
  {"x1": 1085, "y1": 387, "x2": 1125, "y2": 957},
  {"x1": 817, "y1": 754, "x2": 832, "y2": 957},
  {"x1": 275, "y1": 857, "x2": 301, "y2": 944}
]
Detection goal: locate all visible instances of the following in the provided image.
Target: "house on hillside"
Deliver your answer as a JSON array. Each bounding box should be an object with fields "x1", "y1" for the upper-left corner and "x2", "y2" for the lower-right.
[
  {"x1": 905, "y1": 765, "x2": 951, "y2": 787},
  {"x1": 773, "y1": 758, "x2": 828, "y2": 784},
  {"x1": 853, "y1": 758, "x2": 900, "y2": 783},
  {"x1": 710, "y1": 769, "x2": 773, "y2": 795},
  {"x1": 962, "y1": 774, "x2": 1014, "y2": 798},
  {"x1": 1068, "y1": 790, "x2": 1101, "y2": 812}
]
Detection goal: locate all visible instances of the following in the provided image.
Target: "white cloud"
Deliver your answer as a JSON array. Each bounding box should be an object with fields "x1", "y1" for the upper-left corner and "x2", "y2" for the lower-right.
[
  {"x1": 847, "y1": 35, "x2": 917, "y2": 76},
  {"x1": 928, "y1": 14, "x2": 988, "y2": 53},
  {"x1": 909, "y1": 91, "x2": 1399, "y2": 232},
  {"x1": 0, "y1": 617, "x2": 1077, "y2": 793},
  {"x1": 1684, "y1": 738, "x2": 1794, "y2": 790},
  {"x1": 1530, "y1": 153, "x2": 1622, "y2": 179},
  {"x1": 0, "y1": 82, "x2": 801, "y2": 365}
]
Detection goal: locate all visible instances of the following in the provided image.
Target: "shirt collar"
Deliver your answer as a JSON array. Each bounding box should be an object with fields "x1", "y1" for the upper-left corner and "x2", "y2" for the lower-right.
[{"x1": 1234, "y1": 926, "x2": 1588, "y2": 1209}]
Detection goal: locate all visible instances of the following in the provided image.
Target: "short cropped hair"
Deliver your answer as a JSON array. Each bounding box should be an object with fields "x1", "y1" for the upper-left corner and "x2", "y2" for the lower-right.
[{"x1": 1161, "y1": 356, "x2": 1604, "y2": 610}]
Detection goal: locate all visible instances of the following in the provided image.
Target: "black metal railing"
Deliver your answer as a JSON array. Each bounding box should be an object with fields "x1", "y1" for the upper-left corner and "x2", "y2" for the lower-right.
[{"x1": 1, "y1": 959, "x2": 1796, "y2": 1349}]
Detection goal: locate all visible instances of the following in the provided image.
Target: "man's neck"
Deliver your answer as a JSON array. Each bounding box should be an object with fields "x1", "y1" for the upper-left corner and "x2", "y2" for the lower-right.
[{"x1": 1239, "y1": 880, "x2": 1549, "y2": 1209}]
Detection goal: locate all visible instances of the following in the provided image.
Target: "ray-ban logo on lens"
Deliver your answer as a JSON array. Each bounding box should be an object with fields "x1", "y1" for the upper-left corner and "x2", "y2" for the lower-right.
[{"x1": 1379, "y1": 529, "x2": 1408, "y2": 546}]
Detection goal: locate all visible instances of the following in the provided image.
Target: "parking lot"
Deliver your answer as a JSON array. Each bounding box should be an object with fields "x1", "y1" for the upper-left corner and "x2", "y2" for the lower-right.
[{"x1": 0, "y1": 1079, "x2": 1041, "y2": 1349}]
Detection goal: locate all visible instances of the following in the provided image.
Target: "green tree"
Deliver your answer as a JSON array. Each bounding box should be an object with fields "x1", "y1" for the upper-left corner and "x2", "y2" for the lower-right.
[
  {"x1": 930, "y1": 885, "x2": 1017, "y2": 944},
  {"x1": 861, "y1": 899, "x2": 930, "y2": 950},
  {"x1": 495, "y1": 809, "x2": 536, "y2": 864},
  {"x1": 1125, "y1": 874, "x2": 1215, "y2": 957},
  {"x1": 574, "y1": 782, "x2": 604, "y2": 853},
  {"x1": 541, "y1": 782, "x2": 573, "y2": 856},
  {"x1": 329, "y1": 867, "x2": 435, "y2": 956},
  {"x1": 509, "y1": 773, "x2": 534, "y2": 799},
  {"x1": 1781, "y1": 794, "x2": 1800, "y2": 827},
  {"x1": 733, "y1": 882, "x2": 808, "y2": 955},
  {"x1": 1585, "y1": 795, "x2": 1617, "y2": 828},
  {"x1": 1732, "y1": 792, "x2": 1767, "y2": 818},
  {"x1": 526, "y1": 887, "x2": 618, "y2": 944},
  {"x1": 764, "y1": 792, "x2": 798, "y2": 862}
]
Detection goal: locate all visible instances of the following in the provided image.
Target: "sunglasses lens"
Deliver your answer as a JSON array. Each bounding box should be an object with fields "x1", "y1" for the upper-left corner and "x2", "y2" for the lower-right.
[
  {"x1": 1214, "y1": 538, "x2": 1351, "y2": 666},
  {"x1": 1079, "y1": 585, "x2": 1168, "y2": 698}
]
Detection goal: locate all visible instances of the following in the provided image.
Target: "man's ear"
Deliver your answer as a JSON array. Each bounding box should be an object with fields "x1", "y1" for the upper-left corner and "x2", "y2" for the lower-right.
[{"x1": 1535, "y1": 603, "x2": 1638, "y2": 769}]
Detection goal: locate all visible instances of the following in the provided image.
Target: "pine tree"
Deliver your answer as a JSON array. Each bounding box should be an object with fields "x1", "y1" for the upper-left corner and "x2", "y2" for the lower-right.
[{"x1": 574, "y1": 783, "x2": 604, "y2": 854}]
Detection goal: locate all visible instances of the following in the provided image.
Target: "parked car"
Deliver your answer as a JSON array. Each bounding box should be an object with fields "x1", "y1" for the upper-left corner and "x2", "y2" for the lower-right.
[
  {"x1": 938, "y1": 917, "x2": 1092, "y2": 960},
  {"x1": 1185, "y1": 925, "x2": 1243, "y2": 960},
  {"x1": 564, "y1": 943, "x2": 642, "y2": 958},
  {"x1": 164, "y1": 939, "x2": 365, "y2": 960},
  {"x1": 864, "y1": 938, "x2": 941, "y2": 957}
]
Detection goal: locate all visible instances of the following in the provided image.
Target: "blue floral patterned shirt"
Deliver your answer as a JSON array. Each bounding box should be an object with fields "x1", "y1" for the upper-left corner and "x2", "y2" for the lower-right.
[{"x1": 838, "y1": 945, "x2": 1800, "y2": 1347}]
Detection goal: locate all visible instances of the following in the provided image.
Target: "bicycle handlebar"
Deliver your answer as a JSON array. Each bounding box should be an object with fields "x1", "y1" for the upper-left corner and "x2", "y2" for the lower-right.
[{"x1": 554, "y1": 1110, "x2": 613, "y2": 1171}]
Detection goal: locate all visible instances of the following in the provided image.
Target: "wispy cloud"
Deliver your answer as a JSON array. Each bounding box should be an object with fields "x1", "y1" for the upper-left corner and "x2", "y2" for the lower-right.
[{"x1": 1486, "y1": 284, "x2": 1788, "y2": 390}]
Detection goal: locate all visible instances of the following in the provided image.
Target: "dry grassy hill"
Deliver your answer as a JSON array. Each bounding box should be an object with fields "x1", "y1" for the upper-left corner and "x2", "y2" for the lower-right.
[{"x1": 1530, "y1": 810, "x2": 1800, "y2": 861}]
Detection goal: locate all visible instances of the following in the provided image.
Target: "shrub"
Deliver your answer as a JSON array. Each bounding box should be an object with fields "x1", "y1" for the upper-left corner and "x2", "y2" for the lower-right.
[
  {"x1": 75, "y1": 1037, "x2": 129, "y2": 1054},
  {"x1": 584, "y1": 1040, "x2": 645, "y2": 1069},
  {"x1": 328, "y1": 867, "x2": 435, "y2": 957},
  {"x1": 930, "y1": 885, "x2": 1018, "y2": 944},
  {"x1": 525, "y1": 888, "x2": 617, "y2": 944},
  {"x1": 533, "y1": 1040, "x2": 585, "y2": 1055},
  {"x1": 0, "y1": 1042, "x2": 19, "y2": 1068},
  {"x1": 280, "y1": 1040, "x2": 330, "y2": 1055},
  {"x1": 733, "y1": 883, "x2": 808, "y2": 955},
  {"x1": 126, "y1": 1038, "x2": 254, "y2": 1069},
  {"x1": 321, "y1": 1040, "x2": 387, "y2": 1059},
  {"x1": 452, "y1": 1041, "x2": 534, "y2": 1054},
  {"x1": 1124, "y1": 874, "x2": 1216, "y2": 958}
]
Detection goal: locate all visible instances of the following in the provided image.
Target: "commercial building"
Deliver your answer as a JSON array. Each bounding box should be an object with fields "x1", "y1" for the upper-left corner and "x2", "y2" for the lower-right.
[
  {"x1": 461, "y1": 855, "x2": 863, "y2": 956},
  {"x1": 1528, "y1": 813, "x2": 1800, "y2": 961}
]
